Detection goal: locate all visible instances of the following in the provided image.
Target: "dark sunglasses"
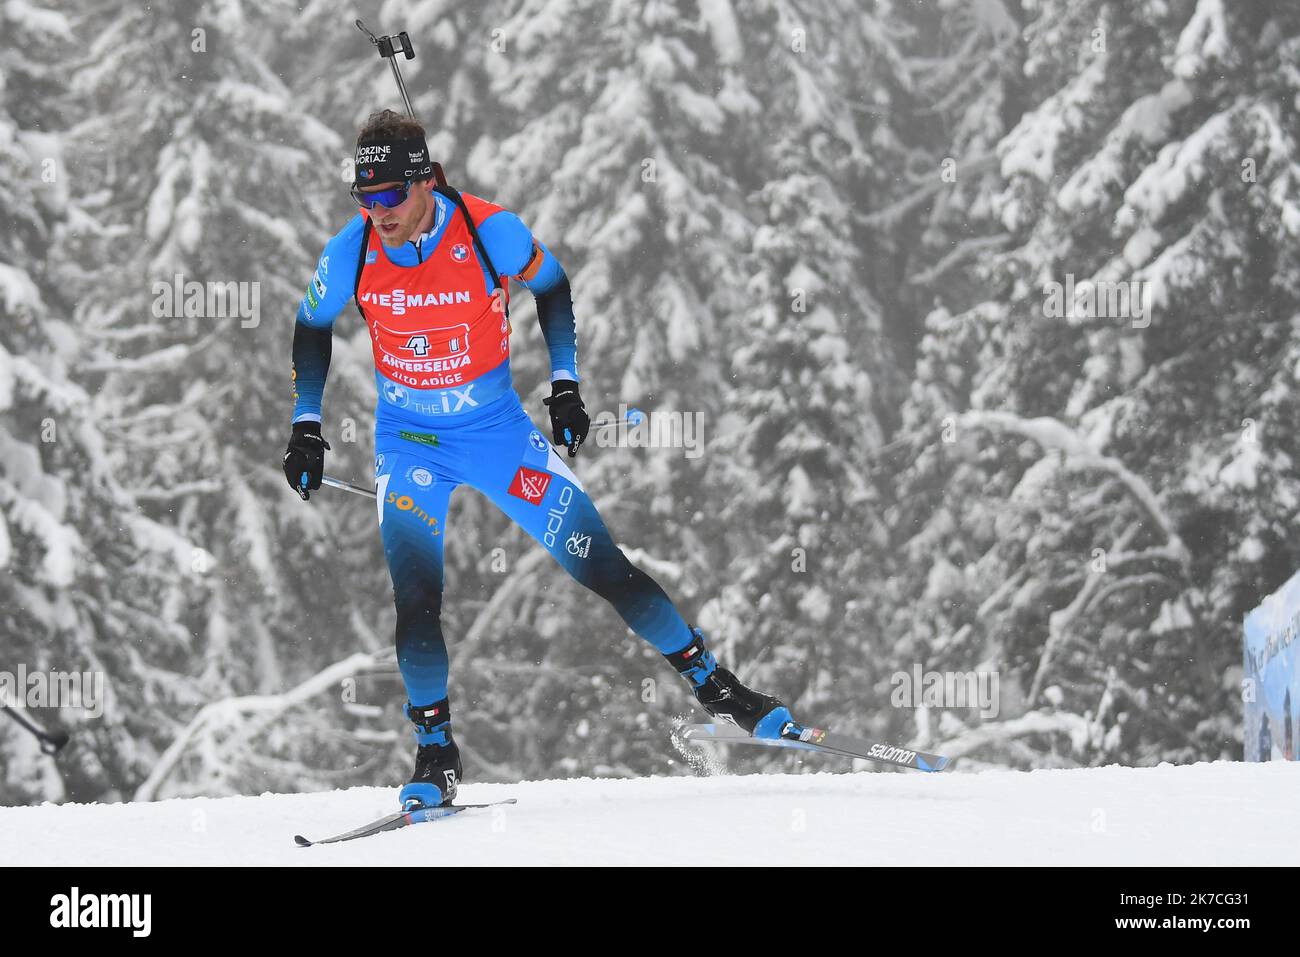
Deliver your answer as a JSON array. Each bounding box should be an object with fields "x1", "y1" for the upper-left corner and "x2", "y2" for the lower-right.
[{"x1": 351, "y1": 179, "x2": 414, "y2": 209}]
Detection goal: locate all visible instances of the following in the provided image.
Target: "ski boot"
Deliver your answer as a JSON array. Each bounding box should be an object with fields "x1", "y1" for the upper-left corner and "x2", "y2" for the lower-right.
[
  {"x1": 665, "y1": 627, "x2": 797, "y2": 741},
  {"x1": 398, "y1": 698, "x2": 462, "y2": 810}
]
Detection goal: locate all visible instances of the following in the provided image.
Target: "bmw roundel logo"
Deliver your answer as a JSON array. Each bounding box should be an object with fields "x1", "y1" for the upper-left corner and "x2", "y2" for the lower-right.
[
  {"x1": 383, "y1": 381, "x2": 410, "y2": 407},
  {"x1": 451, "y1": 243, "x2": 469, "y2": 262},
  {"x1": 529, "y1": 430, "x2": 548, "y2": 453},
  {"x1": 375, "y1": 453, "x2": 385, "y2": 474}
]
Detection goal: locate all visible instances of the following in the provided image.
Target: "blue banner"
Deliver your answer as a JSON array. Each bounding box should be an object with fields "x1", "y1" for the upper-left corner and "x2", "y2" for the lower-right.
[{"x1": 1244, "y1": 569, "x2": 1300, "y2": 761}]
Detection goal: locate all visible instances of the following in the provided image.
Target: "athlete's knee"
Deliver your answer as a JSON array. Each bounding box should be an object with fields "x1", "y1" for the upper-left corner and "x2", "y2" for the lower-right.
[
  {"x1": 394, "y1": 588, "x2": 446, "y2": 668},
  {"x1": 394, "y1": 586, "x2": 443, "y2": 625},
  {"x1": 388, "y1": 547, "x2": 445, "y2": 648},
  {"x1": 570, "y1": 545, "x2": 644, "y2": 599}
]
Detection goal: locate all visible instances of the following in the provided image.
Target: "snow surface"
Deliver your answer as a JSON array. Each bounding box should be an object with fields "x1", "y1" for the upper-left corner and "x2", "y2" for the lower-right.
[{"x1": 5, "y1": 761, "x2": 1299, "y2": 866}]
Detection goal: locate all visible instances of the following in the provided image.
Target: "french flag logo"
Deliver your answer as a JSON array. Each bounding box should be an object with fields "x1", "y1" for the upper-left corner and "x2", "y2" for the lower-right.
[{"x1": 507, "y1": 466, "x2": 552, "y2": 504}]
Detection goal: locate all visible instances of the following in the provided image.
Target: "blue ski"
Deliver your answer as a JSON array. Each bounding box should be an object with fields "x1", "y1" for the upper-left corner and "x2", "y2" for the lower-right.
[{"x1": 294, "y1": 798, "x2": 518, "y2": 846}]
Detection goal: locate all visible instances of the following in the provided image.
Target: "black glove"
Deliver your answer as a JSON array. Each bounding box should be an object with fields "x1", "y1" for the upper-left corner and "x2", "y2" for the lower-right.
[
  {"x1": 542, "y1": 379, "x2": 589, "y2": 457},
  {"x1": 283, "y1": 421, "x2": 330, "y2": 500}
]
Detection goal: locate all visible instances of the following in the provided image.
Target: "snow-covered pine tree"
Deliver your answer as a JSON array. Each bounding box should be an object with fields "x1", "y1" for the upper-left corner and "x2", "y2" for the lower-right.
[
  {"x1": 0, "y1": 0, "x2": 213, "y2": 802},
  {"x1": 693, "y1": 0, "x2": 917, "y2": 745},
  {"x1": 59, "y1": 0, "x2": 395, "y2": 798},
  {"x1": 888, "y1": 0, "x2": 1300, "y2": 767}
]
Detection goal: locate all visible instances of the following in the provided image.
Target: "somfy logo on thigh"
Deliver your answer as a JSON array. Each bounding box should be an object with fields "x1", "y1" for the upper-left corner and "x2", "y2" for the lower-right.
[
  {"x1": 384, "y1": 491, "x2": 441, "y2": 535},
  {"x1": 50, "y1": 888, "x2": 151, "y2": 937}
]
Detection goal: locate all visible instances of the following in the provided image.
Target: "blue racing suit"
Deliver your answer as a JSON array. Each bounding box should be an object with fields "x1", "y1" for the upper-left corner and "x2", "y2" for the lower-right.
[{"x1": 290, "y1": 185, "x2": 695, "y2": 709}]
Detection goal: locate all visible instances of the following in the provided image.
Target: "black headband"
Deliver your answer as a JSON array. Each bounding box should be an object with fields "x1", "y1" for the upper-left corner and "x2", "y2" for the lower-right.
[{"x1": 354, "y1": 135, "x2": 434, "y2": 186}]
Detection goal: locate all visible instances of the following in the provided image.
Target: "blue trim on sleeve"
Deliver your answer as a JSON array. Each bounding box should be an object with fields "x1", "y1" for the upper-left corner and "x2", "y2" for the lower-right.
[
  {"x1": 298, "y1": 213, "x2": 367, "y2": 329},
  {"x1": 476, "y1": 210, "x2": 535, "y2": 277}
]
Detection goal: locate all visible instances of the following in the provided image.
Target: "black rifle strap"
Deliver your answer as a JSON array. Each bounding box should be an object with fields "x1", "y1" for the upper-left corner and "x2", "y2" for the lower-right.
[
  {"x1": 351, "y1": 184, "x2": 508, "y2": 319},
  {"x1": 353, "y1": 215, "x2": 374, "y2": 319},
  {"x1": 433, "y1": 184, "x2": 509, "y2": 318}
]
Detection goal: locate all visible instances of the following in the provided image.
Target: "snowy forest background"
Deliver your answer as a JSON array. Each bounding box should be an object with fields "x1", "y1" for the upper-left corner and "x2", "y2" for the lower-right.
[{"x1": 3, "y1": 0, "x2": 1298, "y2": 804}]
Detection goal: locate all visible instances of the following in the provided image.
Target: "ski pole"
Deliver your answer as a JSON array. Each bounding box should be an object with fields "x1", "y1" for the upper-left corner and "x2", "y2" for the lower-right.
[
  {"x1": 591, "y1": 407, "x2": 645, "y2": 433},
  {"x1": 0, "y1": 698, "x2": 70, "y2": 755},
  {"x1": 356, "y1": 19, "x2": 418, "y2": 120},
  {"x1": 322, "y1": 475, "x2": 377, "y2": 500},
  {"x1": 558, "y1": 407, "x2": 646, "y2": 445}
]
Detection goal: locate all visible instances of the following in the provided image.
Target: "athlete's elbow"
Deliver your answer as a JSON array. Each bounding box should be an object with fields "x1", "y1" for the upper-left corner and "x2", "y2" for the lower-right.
[
  {"x1": 295, "y1": 303, "x2": 335, "y2": 331},
  {"x1": 533, "y1": 271, "x2": 573, "y2": 305}
]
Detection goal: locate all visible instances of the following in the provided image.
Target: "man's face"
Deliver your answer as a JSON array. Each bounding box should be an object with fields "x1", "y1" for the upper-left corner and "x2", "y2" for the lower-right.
[{"x1": 360, "y1": 180, "x2": 431, "y2": 248}]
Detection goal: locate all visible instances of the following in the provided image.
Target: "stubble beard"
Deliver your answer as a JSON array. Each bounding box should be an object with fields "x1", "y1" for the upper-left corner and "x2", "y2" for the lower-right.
[{"x1": 376, "y1": 191, "x2": 430, "y2": 249}]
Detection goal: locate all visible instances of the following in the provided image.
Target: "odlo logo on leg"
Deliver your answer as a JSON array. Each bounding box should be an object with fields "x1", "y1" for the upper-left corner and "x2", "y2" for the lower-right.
[{"x1": 543, "y1": 485, "x2": 575, "y2": 548}]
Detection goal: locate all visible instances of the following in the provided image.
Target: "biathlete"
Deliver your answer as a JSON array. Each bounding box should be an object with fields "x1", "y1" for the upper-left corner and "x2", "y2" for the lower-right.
[{"x1": 283, "y1": 110, "x2": 796, "y2": 809}]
